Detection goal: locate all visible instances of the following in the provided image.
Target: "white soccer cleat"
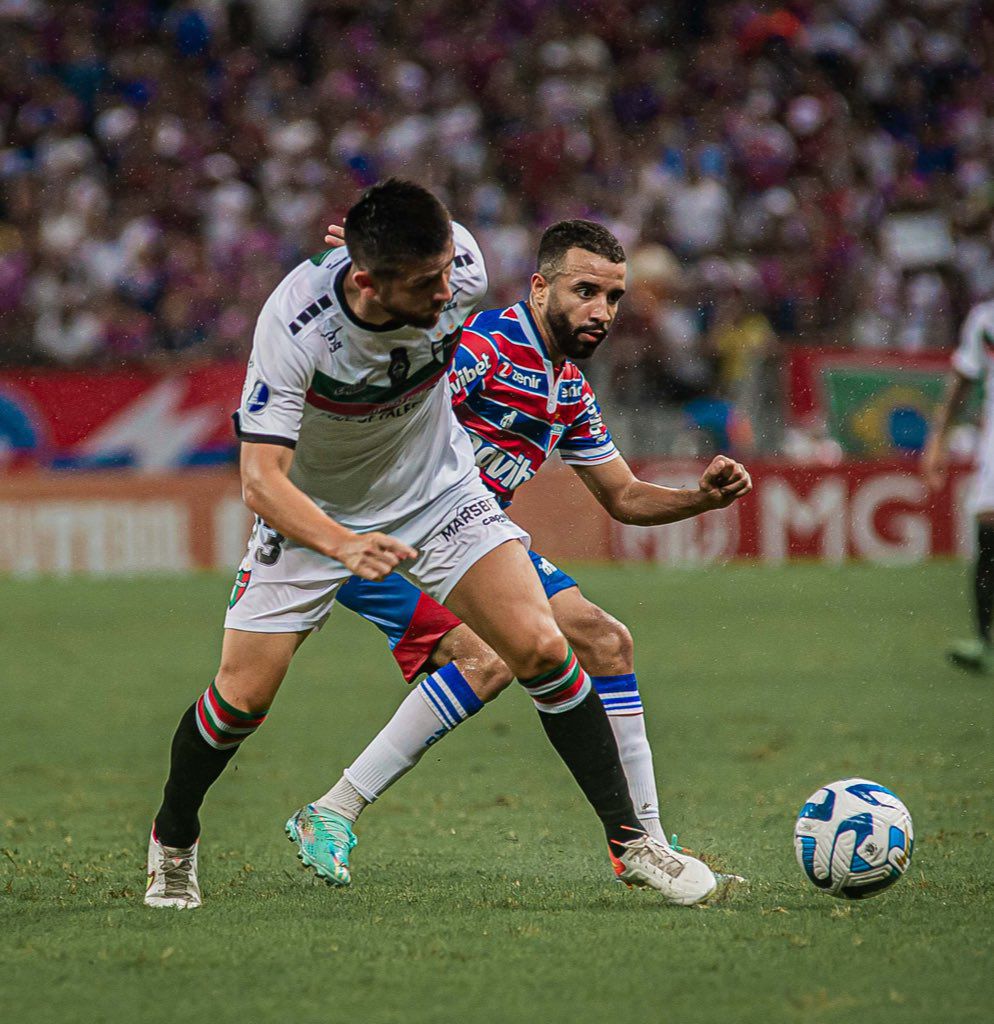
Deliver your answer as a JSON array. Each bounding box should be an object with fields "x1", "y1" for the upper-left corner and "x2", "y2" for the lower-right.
[
  {"x1": 144, "y1": 830, "x2": 202, "y2": 909},
  {"x1": 610, "y1": 832, "x2": 717, "y2": 906}
]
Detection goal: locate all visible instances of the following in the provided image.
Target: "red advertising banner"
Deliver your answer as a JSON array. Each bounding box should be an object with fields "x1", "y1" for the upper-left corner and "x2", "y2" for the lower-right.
[
  {"x1": 609, "y1": 459, "x2": 973, "y2": 565},
  {"x1": 0, "y1": 363, "x2": 244, "y2": 469},
  {"x1": 0, "y1": 459, "x2": 974, "y2": 575}
]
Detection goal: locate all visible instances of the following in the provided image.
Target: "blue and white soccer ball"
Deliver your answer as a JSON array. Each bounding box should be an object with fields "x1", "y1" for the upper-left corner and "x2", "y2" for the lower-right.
[{"x1": 794, "y1": 778, "x2": 914, "y2": 900}]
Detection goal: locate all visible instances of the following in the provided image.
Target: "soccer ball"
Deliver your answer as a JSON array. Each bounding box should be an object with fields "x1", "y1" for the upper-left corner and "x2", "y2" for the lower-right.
[{"x1": 794, "y1": 778, "x2": 914, "y2": 900}]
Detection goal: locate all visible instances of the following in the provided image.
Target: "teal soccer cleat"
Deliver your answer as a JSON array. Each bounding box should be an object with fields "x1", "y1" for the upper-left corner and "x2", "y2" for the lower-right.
[{"x1": 285, "y1": 804, "x2": 358, "y2": 886}]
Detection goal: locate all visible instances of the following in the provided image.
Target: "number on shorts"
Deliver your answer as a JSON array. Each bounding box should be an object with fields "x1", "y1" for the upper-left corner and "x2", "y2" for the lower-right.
[{"x1": 254, "y1": 519, "x2": 286, "y2": 566}]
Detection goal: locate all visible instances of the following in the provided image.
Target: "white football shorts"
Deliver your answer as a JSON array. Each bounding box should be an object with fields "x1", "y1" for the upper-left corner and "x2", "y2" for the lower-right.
[{"x1": 223, "y1": 482, "x2": 528, "y2": 633}]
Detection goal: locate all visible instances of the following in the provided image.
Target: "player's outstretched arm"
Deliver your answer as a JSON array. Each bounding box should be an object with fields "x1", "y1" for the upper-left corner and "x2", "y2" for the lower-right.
[
  {"x1": 572, "y1": 454, "x2": 752, "y2": 526},
  {"x1": 921, "y1": 371, "x2": 973, "y2": 492},
  {"x1": 240, "y1": 442, "x2": 417, "y2": 579}
]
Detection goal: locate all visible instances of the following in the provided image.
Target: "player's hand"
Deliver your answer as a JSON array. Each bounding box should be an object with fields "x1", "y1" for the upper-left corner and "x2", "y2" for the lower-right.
[
  {"x1": 920, "y1": 437, "x2": 948, "y2": 492},
  {"x1": 699, "y1": 455, "x2": 752, "y2": 509},
  {"x1": 324, "y1": 223, "x2": 345, "y2": 247},
  {"x1": 334, "y1": 531, "x2": 417, "y2": 580}
]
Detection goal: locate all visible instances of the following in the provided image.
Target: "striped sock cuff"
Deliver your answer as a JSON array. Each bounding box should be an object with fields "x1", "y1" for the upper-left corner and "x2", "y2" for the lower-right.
[
  {"x1": 519, "y1": 647, "x2": 592, "y2": 714},
  {"x1": 417, "y1": 663, "x2": 485, "y2": 732},
  {"x1": 592, "y1": 673, "x2": 643, "y2": 716},
  {"x1": 195, "y1": 681, "x2": 268, "y2": 751}
]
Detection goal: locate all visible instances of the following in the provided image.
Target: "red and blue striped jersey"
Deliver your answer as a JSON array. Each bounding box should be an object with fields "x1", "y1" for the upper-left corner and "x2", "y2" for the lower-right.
[{"x1": 448, "y1": 301, "x2": 618, "y2": 502}]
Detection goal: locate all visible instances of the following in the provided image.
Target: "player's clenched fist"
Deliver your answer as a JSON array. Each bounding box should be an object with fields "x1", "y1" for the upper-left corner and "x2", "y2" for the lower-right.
[
  {"x1": 335, "y1": 532, "x2": 418, "y2": 580},
  {"x1": 699, "y1": 455, "x2": 752, "y2": 509}
]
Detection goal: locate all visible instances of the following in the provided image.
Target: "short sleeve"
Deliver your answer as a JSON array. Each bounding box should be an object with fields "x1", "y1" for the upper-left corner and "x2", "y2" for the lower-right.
[
  {"x1": 448, "y1": 322, "x2": 500, "y2": 407},
  {"x1": 557, "y1": 380, "x2": 620, "y2": 466},
  {"x1": 951, "y1": 305, "x2": 991, "y2": 381},
  {"x1": 451, "y1": 222, "x2": 489, "y2": 313},
  {"x1": 234, "y1": 302, "x2": 315, "y2": 447}
]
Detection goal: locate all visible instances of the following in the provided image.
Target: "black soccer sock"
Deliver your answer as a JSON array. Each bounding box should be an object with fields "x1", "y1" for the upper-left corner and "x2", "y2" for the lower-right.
[
  {"x1": 153, "y1": 682, "x2": 268, "y2": 847},
  {"x1": 519, "y1": 652, "x2": 641, "y2": 849},
  {"x1": 974, "y1": 523, "x2": 994, "y2": 642}
]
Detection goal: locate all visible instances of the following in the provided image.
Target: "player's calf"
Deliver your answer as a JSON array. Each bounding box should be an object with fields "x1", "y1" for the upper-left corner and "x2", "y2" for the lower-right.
[
  {"x1": 555, "y1": 594, "x2": 634, "y2": 677},
  {"x1": 152, "y1": 682, "x2": 270, "y2": 851},
  {"x1": 428, "y1": 624, "x2": 514, "y2": 701},
  {"x1": 306, "y1": 662, "x2": 486, "y2": 857}
]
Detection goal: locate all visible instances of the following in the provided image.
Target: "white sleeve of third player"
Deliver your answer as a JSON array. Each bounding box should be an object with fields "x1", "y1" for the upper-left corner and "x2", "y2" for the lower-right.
[
  {"x1": 235, "y1": 299, "x2": 316, "y2": 448},
  {"x1": 951, "y1": 304, "x2": 992, "y2": 381},
  {"x1": 451, "y1": 221, "x2": 489, "y2": 315}
]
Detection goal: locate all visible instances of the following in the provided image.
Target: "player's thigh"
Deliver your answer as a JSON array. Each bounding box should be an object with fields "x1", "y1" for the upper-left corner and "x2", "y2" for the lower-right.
[
  {"x1": 218, "y1": 519, "x2": 347, "y2": 710},
  {"x1": 444, "y1": 541, "x2": 566, "y2": 679},
  {"x1": 428, "y1": 623, "x2": 513, "y2": 701},
  {"x1": 216, "y1": 628, "x2": 310, "y2": 712},
  {"x1": 550, "y1": 587, "x2": 634, "y2": 675}
]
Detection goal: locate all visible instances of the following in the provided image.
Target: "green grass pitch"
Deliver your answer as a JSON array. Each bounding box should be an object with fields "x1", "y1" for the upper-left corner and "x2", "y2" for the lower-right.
[{"x1": 2, "y1": 562, "x2": 992, "y2": 1024}]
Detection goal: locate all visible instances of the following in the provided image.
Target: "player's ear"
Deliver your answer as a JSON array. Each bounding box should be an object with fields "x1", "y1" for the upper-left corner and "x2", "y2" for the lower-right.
[
  {"x1": 530, "y1": 271, "x2": 549, "y2": 307},
  {"x1": 352, "y1": 268, "x2": 376, "y2": 294}
]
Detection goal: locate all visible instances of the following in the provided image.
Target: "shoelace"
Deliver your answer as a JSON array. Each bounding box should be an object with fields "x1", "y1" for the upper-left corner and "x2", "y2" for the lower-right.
[
  {"x1": 161, "y1": 852, "x2": 196, "y2": 899},
  {"x1": 621, "y1": 835, "x2": 685, "y2": 876}
]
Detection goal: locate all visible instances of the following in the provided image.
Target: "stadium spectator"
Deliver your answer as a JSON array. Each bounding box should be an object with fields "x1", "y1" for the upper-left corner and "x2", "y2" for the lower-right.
[{"x1": 0, "y1": 0, "x2": 992, "y2": 455}]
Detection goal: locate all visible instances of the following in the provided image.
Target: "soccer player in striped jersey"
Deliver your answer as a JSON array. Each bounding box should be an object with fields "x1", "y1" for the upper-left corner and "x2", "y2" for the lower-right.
[
  {"x1": 146, "y1": 185, "x2": 721, "y2": 911},
  {"x1": 303, "y1": 220, "x2": 751, "y2": 884}
]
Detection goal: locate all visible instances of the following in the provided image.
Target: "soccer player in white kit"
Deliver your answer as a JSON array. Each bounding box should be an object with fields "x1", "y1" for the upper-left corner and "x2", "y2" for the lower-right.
[
  {"x1": 144, "y1": 180, "x2": 718, "y2": 910},
  {"x1": 922, "y1": 296, "x2": 994, "y2": 672}
]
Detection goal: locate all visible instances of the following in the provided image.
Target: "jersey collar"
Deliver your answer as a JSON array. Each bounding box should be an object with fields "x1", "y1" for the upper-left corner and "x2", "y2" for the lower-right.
[{"x1": 514, "y1": 301, "x2": 558, "y2": 414}]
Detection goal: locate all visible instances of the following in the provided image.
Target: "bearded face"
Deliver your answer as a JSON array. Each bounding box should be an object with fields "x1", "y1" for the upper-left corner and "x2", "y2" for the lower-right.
[{"x1": 534, "y1": 249, "x2": 626, "y2": 362}]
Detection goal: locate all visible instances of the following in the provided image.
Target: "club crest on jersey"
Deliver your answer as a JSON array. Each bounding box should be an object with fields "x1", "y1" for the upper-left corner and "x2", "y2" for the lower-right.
[
  {"x1": 388, "y1": 347, "x2": 411, "y2": 387},
  {"x1": 228, "y1": 568, "x2": 251, "y2": 608},
  {"x1": 245, "y1": 381, "x2": 270, "y2": 413},
  {"x1": 547, "y1": 423, "x2": 566, "y2": 452},
  {"x1": 431, "y1": 325, "x2": 463, "y2": 364}
]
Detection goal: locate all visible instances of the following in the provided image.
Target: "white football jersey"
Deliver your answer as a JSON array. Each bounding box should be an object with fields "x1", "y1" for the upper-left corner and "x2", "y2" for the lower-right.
[
  {"x1": 235, "y1": 222, "x2": 488, "y2": 530},
  {"x1": 952, "y1": 299, "x2": 994, "y2": 423}
]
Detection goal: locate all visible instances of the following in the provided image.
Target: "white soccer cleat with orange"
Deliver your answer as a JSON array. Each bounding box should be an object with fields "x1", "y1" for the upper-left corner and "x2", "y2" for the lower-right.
[
  {"x1": 610, "y1": 831, "x2": 717, "y2": 906},
  {"x1": 144, "y1": 830, "x2": 202, "y2": 909}
]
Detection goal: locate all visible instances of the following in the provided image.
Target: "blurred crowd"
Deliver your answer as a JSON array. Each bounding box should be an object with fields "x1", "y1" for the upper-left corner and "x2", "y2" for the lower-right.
[{"x1": 1, "y1": 0, "x2": 993, "y2": 450}]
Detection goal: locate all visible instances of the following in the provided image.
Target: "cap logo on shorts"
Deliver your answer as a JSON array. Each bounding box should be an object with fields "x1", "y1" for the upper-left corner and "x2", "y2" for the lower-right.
[{"x1": 246, "y1": 381, "x2": 271, "y2": 412}]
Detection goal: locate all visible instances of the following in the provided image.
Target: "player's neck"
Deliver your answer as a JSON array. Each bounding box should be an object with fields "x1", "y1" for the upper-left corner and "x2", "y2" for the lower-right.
[
  {"x1": 342, "y1": 270, "x2": 395, "y2": 326},
  {"x1": 527, "y1": 302, "x2": 567, "y2": 368}
]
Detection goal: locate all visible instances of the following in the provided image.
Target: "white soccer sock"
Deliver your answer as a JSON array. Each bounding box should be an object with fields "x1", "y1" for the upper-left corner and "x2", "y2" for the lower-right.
[
  {"x1": 592, "y1": 674, "x2": 667, "y2": 843},
  {"x1": 315, "y1": 664, "x2": 484, "y2": 821},
  {"x1": 315, "y1": 776, "x2": 367, "y2": 822}
]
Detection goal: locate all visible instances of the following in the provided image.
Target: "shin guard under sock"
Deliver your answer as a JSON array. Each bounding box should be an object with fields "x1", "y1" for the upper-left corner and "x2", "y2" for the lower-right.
[{"x1": 153, "y1": 683, "x2": 267, "y2": 847}]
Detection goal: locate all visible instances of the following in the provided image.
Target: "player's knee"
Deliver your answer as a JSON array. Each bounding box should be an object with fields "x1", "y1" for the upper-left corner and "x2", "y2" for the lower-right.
[
  {"x1": 214, "y1": 664, "x2": 280, "y2": 715},
  {"x1": 570, "y1": 606, "x2": 633, "y2": 675},
  {"x1": 518, "y1": 625, "x2": 570, "y2": 680}
]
